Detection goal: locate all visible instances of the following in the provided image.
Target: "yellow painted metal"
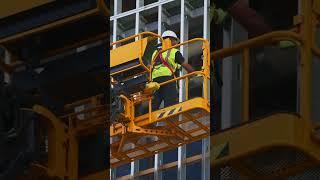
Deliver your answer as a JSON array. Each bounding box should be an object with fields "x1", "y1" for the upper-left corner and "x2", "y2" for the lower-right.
[
  {"x1": 211, "y1": 1, "x2": 320, "y2": 178},
  {"x1": 110, "y1": 38, "x2": 148, "y2": 67},
  {"x1": 0, "y1": 0, "x2": 54, "y2": 19},
  {"x1": 110, "y1": 36, "x2": 210, "y2": 168},
  {"x1": 31, "y1": 105, "x2": 67, "y2": 179},
  {"x1": 110, "y1": 98, "x2": 210, "y2": 167},
  {"x1": 22, "y1": 94, "x2": 106, "y2": 179}
]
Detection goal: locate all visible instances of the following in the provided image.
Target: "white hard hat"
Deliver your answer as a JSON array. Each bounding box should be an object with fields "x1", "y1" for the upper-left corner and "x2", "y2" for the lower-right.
[{"x1": 161, "y1": 30, "x2": 179, "y2": 41}]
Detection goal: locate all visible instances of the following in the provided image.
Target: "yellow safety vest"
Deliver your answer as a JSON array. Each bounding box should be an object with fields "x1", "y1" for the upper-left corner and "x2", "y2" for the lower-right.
[{"x1": 151, "y1": 48, "x2": 181, "y2": 80}]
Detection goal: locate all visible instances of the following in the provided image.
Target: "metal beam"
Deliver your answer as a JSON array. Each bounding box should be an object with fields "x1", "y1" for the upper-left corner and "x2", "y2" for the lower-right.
[{"x1": 110, "y1": 0, "x2": 175, "y2": 21}]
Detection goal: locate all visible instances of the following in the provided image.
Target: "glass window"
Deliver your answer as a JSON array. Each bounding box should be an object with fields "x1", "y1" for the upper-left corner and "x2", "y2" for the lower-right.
[
  {"x1": 162, "y1": 167, "x2": 177, "y2": 179},
  {"x1": 139, "y1": 156, "x2": 154, "y2": 171},
  {"x1": 143, "y1": 0, "x2": 158, "y2": 6},
  {"x1": 139, "y1": 7, "x2": 158, "y2": 33},
  {"x1": 163, "y1": 148, "x2": 178, "y2": 164},
  {"x1": 110, "y1": 0, "x2": 114, "y2": 16},
  {"x1": 116, "y1": 163, "x2": 131, "y2": 177},
  {"x1": 117, "y1": 14, "x2": 136, "y2": 45},
  {"x1": 186, "y1": 140, "x2": 202, "y2": 158},
  {"x1": 186, "y1": 162, "x2": 202, "y2": 180},
  {"x1": 121, "y1": 0, "x2": 136, "y2": 13},
  {"x1": 136, "y1": 173, "x2": 154, "y2": 180}
]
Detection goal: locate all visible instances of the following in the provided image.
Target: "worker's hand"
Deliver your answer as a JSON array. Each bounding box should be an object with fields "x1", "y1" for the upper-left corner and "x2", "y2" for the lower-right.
[
  {"x1": 278, "y1": 40, "x2": 297, "y2": 49},
  {"x1": 181, "y1": 63, "x2": 194, "y2": 73},
  {"x1": 210, "y1": 4, "x2": 229, "y2": 25}
]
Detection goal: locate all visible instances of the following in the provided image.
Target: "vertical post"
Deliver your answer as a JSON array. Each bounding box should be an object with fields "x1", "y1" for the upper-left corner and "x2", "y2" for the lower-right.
[
  {"x1": 242, "y1": 48, "x2": 250, "y2": 122},
  {"x1": 110, "y1": 168, "x2": 116, "y2": 180},
  {"x1": 135, "y1": 0, "x2": 141, "y2": 40},
  {"x1": 111, "y1": 1, "x2": 117, "y2": 178},
  {"x1": 112, "y1": 0, "x2": 118, "y2": 48},
  {"x1": 178, "y1": 1, "x2": 187, "y2": 180},
  {"x1": 68, "y1": 130, "x2": 78, "y2": 180},
  {"x1": 221, "y1": 28, "x2": 232, "y2": 130},
  {"x1": 299, "y1": 0, "x2": 313, "y2": 134},
  {"x1": 154, "y1": 153, "x2": 163, "y2": 180},
  {"x1": 153, "y1": 4, "x2": 164, "y2": 180},
  {"x1": 130, "y1": 160, "x2": 139, "y2": 180},
  {"x1": 201, "y1": 138, "x2": 210, "y2": 180},
  {"x1": 158, "y1": 3, "x2": 162, "y2": 35},
  {"x1": 203, "y1": 0, "x2": 209, "y2": 40},
  {"x1": 202, "y1": 0, "x2": 210, "y2": 179},
  {"x1": 221, "y1": 12, "x2": 248, "y2": 129}
]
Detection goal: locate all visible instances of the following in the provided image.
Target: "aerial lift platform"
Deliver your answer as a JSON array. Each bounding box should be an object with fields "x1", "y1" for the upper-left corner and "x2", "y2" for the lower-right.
[
  {"x1": 212, "y1": 1, "x2": 320, "y2": 179},
  {"x1": 110, "y1": 32, "x2": 210, "y2": 168}
]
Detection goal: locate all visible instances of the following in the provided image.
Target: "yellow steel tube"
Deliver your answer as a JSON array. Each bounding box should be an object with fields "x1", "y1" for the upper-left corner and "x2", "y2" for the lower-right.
[
  {"x1": 110, "y1": 64, "x2": 142, "y2": 76},
  {"x1": 186, "y1": 77, "x2": 189, "y2": 100},
  {"x1": 151, "y1": 39, "x2": 209, "y2": 68},
  {"x1": 149, "y1": 98, "x2": 152, "y2": 123},
  {"x1": 242, "y1": 48, "x2": 250, "y2": 123},
  {"x1": 111, "y1": 31, "x2": 162, "y2": 47},
  {"x1": 299, "y1": 0, "x2": 314, "y2": 140},
  {"x1": 158, "y1": 71, "x2": 204, "y2": 86},
  {"x1": 212, "y1": 31, "x2": 302, "y2": 59}
]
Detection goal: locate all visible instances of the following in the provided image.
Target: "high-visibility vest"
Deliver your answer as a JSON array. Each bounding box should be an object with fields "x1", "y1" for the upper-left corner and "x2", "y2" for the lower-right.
[{"x1": 151, "y1": 48, "x2": 181, "y2": 80}]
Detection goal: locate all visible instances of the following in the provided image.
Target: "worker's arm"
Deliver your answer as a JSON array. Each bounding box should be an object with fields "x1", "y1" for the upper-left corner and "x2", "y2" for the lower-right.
[
  {"x1": 181, "y1": 63, "x2": 194, "y2": 73},
  {"x1": 213, "y1": 0, "x2": 272, "y2": 37},
  {"x1": 175, "y1": 51, "x2": 194, "y2": 73}
]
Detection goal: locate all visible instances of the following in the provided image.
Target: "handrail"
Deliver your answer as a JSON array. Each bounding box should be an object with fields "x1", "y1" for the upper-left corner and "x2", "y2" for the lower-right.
[
  {"x1": 211, "y1": 31, "x2": 302, "y2": 59},
  {"x1": 151, "y1": 38, "x2": 210, "y2": 70},
  {"x1": 110, "y1": 31, "x2": 163, "y2": 47},
  {"x1": 211, "y1": 30, "x2": 304, "y2": 127},
  {"x1": 158, "y1": 71, "x2": 205, "y2": 86}
]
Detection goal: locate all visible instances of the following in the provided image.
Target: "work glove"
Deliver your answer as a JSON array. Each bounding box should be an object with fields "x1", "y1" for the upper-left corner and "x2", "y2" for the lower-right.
[
  {"x1": 210, "y1": 3, "x2": 229, "y2": 25},
  {"x1": 278, "y1": 40, "x2": 297, "y2": 49}
]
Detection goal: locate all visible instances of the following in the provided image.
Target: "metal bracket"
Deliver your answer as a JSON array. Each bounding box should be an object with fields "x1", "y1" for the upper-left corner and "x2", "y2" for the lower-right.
[{"x1": 131, "y1": 126, "x2": 175, "y2": 136}]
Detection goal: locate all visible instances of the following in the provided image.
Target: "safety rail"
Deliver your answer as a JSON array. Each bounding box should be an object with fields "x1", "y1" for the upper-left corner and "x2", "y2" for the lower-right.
[
  {"x1": 212, "y1": 31, "x2": 303, "y2": 126},
  {"x1": 61, "y1": 94, "x2": 107, "y2": 134},
  {"x1": 22, "y1": 94, "x2": 107, "y2": 180},
  {"x1": 111, "y1": 31, "x2": 162, "y2": 48}
]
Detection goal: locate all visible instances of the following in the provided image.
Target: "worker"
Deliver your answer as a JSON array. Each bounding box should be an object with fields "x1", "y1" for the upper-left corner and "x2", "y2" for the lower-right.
[{"x1": 150, "y1": 30, "x2": 194, "y2": 110}]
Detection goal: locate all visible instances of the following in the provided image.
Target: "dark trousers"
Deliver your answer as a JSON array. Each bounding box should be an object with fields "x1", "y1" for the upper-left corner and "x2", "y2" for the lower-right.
[{"x1": 152, "y1": 76, "x2": 178, "y2": 111}]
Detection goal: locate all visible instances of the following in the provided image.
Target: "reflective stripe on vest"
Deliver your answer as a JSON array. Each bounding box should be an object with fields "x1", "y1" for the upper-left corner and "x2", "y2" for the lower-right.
[{"x1": 151, "y1": 48, "x2": 179, "y2": 79}]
